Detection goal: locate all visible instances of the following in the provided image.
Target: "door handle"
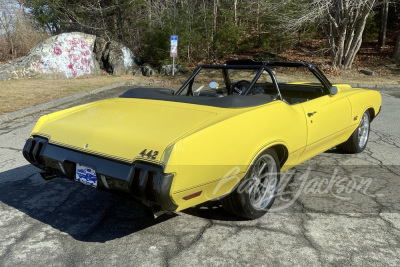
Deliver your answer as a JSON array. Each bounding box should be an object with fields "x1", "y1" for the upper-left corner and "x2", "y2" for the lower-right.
[{"x1": 308, "y1": 111, "x2": 317, "y2": 117}]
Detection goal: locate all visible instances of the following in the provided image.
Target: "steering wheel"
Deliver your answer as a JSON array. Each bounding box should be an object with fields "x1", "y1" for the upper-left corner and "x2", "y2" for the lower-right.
[{"x1": 229, "y1": 80, "x2": 250, "y2": 95}]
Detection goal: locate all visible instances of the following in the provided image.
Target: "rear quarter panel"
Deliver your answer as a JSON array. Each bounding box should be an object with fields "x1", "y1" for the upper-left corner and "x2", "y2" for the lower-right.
[
  {"x1": 170, "y1": 100, "x2": 307, "y2": 210},
  {"x1": 344, "y1": 88, "x2": 382, "y2": 129}
]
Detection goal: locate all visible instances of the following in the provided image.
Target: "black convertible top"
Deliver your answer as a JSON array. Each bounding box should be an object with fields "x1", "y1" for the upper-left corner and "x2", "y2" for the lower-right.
[
  {"x1": 120, "y1": 60, "x2": 332, "y2": 108},
  {"x1": 119, "y1": 88, "x2": 276, "y2": 108}
]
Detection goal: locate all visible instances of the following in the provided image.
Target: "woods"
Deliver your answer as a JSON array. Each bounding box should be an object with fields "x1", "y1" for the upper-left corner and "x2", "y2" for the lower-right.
[
  {"x1": 320, "y1": 0, "x2": 376, "y2": 69},
  {"x1": 1, "y1": 0, "x2": 399, "y2": 69},
  {"x1": 0, "y1": 0, "x2": 45, "y2": 60}
]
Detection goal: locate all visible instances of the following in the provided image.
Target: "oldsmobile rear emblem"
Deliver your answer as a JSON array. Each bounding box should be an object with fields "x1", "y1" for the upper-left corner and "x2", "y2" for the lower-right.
[{"x1": 85, "y1": 144, "x2": 89, "y2": 149}]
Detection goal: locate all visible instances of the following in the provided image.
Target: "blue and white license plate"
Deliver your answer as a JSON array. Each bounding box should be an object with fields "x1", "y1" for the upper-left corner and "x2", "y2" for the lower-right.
[{"x1": 75, "y1": 164, "x2": 97, "y2": 188}]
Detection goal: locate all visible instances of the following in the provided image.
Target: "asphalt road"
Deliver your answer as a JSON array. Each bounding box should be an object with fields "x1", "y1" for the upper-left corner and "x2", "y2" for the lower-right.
[{"x1": 0, "y1": 87, "x2": 399, "y2": 266}]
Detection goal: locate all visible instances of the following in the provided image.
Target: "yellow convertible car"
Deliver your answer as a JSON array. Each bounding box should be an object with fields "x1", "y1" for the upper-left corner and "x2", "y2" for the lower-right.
[{"x1": 23, "y1": 60, "x2": 381, "y2": 219}]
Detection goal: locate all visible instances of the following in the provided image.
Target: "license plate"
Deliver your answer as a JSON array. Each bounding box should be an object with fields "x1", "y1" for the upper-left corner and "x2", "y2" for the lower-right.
[{"x1": 75, "y1": 164, "x2": 97, "y2": 188}]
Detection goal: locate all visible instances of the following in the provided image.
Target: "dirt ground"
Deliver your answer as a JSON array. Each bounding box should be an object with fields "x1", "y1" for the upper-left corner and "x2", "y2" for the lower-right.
[{"x1": 0, "y1": 74, "x2": 186, "y2": 115}]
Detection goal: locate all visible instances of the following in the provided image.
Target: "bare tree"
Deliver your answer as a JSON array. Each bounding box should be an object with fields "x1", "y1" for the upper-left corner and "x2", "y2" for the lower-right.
[
  {"x1": 394, "y1": 33, "x2": 400, "y2": 60},
  {"x1": 0, "y1": 0, "x2": 47, "y2": 61},
  {"x1": 277, "y1": 0, "x2": 377, "y2": 69},
  {"x1": 325, "y1": 0, "x2": 375, "y2": 69},
  {"x1": 233, "y1": 0, "x2": 238, "y2": 25},
  {"x1": 212, "y1": 0, "x2": 219, "y2": 59},
  {"x1": 378, "y1": 0, "x2": 389, "y2": 47},
  {"x1": 0, "y1": 0, "x2": 17, "y2": 59}
]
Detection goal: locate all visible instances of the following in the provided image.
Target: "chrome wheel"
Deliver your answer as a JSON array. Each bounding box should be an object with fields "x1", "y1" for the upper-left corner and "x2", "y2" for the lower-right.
[
  {"x1": 221, "y1": 148, "x2": 280, "y2": 219},
  {"x1": 248, "y1": 154, "x2": 278, "y2": 210},
  {"x1": 358, "y1": 112, "x2": 369, "y2": 148}
]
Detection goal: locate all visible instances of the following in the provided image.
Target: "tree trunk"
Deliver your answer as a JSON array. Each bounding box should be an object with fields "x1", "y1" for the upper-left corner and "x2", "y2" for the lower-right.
[
  {"x1": 115, "y1": 0, "x2": 123, "y2": 42},
  {"x1": 393, "y1": 33, "x2": 400, "y2": 60},
  {"x1": 378, "y1": 0, "x2": 388, "y2": 47},
  {"x1": 324, "y1": 0, "x2": 375, "y2": 69},
  {"x1": 212, "y1": 0, "x2": 218, "y2": 60},
  {"x1": 202, "y1": 0, "x2": 210, "y2": 59},
  {"x1": 97, "y1": 0, "x2": 108, "y2": 40},
  {"x1": 233, "y1": 0, "x2": 237, "y2": 25},
  {"x1": 342, "y1": 4, "x2": 371, "y2": 69},
  {"x1": 9, "y1": 38, "x2": 15, "y2": 59},
  {"x1": 148, "y1": 0, "x2": 152, "y2": 26}
]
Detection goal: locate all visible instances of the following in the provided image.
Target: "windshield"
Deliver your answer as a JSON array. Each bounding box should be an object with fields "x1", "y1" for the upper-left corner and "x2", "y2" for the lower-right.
[{"x1": 177, "y1": 66, "x2": 277, "y2": 97}]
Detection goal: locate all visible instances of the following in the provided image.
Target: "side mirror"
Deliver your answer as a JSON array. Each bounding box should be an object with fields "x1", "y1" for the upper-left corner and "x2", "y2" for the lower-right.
[
  {"x1": 209, "y1": 82, "x2": 219, "y2": 89},
  {"x1": 330, "y1": 86, "x2": 338, "y2": 95}
]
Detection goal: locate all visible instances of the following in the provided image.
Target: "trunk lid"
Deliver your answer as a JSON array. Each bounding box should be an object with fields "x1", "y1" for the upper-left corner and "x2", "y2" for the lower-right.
[{"x1": 36, "y1": 98, "x2": 217, "y2": 163}]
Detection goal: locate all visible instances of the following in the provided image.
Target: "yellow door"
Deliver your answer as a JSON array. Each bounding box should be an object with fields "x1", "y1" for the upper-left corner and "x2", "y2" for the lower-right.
[{"x1": 298, "y1": 94, "x2": 352, "y2": 163}]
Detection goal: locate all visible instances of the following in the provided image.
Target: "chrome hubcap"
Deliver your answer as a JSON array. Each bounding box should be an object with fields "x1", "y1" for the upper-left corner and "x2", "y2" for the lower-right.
[
  {"x1": 249, "y1": 154, "x2": 278, "y2": 210},
  {"x1": 358, "y1": 112, "x2": 369, "y2": 148}
]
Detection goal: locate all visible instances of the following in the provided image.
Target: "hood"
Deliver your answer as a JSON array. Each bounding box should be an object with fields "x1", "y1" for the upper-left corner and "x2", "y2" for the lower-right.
[{"x1": 32, "y1": 98, "x2": 217, "y2": 164}]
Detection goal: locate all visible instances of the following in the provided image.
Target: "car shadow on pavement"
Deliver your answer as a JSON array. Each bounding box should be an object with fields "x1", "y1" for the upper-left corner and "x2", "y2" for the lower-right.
[
  {"x1": 324, "y1": 147, "x2": 349, "y2": 154},
  {"x1": 0, "y1": 165, "x2": 176, "y2": 243},
  {"x1": 182, "y1": 201, "x2": 249, "y2": 221}
]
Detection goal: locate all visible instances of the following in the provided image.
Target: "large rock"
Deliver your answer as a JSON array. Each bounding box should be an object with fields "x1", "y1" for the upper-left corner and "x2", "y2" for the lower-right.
[
  {"x1": 141, "y1": 63, "x2": 157, "y2": 76},
  {"x1": 93, "y1": 37, "x2": 108, "y2": 70},
  {"x1": 0, "y1": 32, "x2": 101, "y2": 80},
  {"x1": 0, "y1": 54, "x2": 42, "y2": 81},
  {"x1": 95, "y1": 38, "x2": 139, "y2": 75},
  {"x1": 159, "y1": 64, "x2": 188, "y2": 76}
]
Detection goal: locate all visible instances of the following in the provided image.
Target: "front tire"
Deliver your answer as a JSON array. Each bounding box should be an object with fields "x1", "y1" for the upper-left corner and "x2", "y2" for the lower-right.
[
  {"x1": 221, "y1": 148, "x2": 280, "y2": 219},
  {"x1": 338, "y1": 110, "x2": 370, "y2": 153}
]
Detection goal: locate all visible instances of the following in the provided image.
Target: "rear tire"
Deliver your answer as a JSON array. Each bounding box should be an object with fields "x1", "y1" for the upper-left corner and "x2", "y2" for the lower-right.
[
  {"x1": 221, "y1": 148, "x2": 280, "y2": 219},
  {"x1": 338, "y1": 111, "x2": 370, "y2": 153}
]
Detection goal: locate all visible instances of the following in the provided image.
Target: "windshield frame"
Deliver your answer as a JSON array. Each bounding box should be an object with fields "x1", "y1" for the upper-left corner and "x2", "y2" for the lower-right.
[
  {"x1": 175, "y1": 65, "x2": 283, "y2": 100},
  {"x1": 175, "y1": 62, "x2": 332, "y2": 99}
]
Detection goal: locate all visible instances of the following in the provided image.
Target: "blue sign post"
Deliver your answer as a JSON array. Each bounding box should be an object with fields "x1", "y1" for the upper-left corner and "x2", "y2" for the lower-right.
[{"x1": 170, "y1": 35, "x2": 178, "y2": 76}]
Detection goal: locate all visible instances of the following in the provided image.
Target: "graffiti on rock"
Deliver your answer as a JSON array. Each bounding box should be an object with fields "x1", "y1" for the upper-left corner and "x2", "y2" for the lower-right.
[{"x1": 39, "y1": 34, "x2": 95, "y2": 78}]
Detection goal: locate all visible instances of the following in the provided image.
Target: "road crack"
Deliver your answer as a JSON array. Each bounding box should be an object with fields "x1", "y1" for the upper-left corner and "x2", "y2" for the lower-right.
[
  {"x1": 166, "y1": 219, "x2": 213, "y2": 266},
  {"x1": 0, "y1": 146, "x2": 22, "y2": 152}
]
